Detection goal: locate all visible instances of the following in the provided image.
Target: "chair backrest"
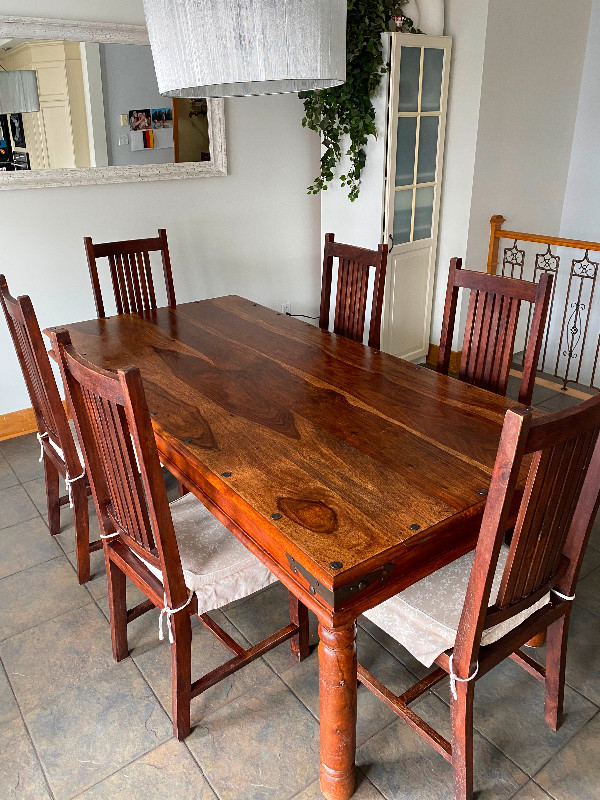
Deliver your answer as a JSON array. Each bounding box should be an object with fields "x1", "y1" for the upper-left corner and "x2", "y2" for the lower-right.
[
  {"x1": 0, "y1": 275, "x2": 81, "y2": 475},
  {"x1": 437, "y1": 258, "x2": 553, "y2": 406},
  {"x1": 453, "y1": 393, "x2": 600, "y2": 673},
  {"x1": 51, "y1": 327, "x2": 187, "y2": 609},
  {"x1": 84, "y1": 229, "x2": 176, "y2": 319},
  {"x1": 319, "y1": 233, "x2": 388, "y2": 350}
]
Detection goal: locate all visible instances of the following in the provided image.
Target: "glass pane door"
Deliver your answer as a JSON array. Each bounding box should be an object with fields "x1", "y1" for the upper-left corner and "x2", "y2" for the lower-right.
[{"x1": 392, "y1": 44, "x2": 446, "y2": 245}]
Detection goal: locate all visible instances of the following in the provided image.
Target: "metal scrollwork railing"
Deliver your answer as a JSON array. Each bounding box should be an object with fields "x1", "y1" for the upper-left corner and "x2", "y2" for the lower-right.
[{"x1": 487, "y1": 215, "x2": 600, "y2": 391}]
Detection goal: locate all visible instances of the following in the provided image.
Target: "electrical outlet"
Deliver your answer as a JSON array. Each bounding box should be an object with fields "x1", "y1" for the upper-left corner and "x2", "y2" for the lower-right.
[
  {"x1": 281, "y1": 302, "x2": 291, "y2": 315},
  {"x1": 119, "y1": 134, "x2": 129, "y2": 146}
]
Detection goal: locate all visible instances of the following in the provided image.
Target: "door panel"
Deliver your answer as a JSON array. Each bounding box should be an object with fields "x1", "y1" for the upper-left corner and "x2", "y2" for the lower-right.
[{"x1": 384, "y1": 244, "x2": 433, "y2": 360}]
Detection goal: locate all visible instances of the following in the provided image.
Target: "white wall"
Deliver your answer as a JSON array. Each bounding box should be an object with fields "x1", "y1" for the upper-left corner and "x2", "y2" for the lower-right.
[
  {"x1": 0, "y1": 1, "x2": 321, "y2": 415},
  {"x1": 560, "y1": 0, "x2": 600, "y2": 239},
  {"x1": 465, "y1": 0, "x2": 591, "y2": 269},
  {"x1": 429, "y1": 0, "x2": 489, "y2": 344}
]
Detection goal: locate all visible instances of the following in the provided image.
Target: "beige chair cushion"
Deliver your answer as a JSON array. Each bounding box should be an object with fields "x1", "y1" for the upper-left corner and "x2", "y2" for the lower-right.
[
  {"x1": 142, "y1": 493, "x2": 277, "y2": 615},
  {"x1": 47, "y1": 419, "x2": 84, "y2": 466},
  {"x1": 363, "y1": 545, "x2": 549, "y2": 667}
]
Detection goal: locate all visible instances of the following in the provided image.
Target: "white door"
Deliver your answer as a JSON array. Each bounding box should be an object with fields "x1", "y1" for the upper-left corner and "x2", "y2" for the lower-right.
[{"x1": 381, "y1": 34, "x2": 451, "y2": 361}]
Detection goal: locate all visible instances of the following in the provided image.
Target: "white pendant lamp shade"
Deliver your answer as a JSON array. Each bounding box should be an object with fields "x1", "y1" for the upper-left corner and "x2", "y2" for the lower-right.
[
  {"x1": 0, "y1": 70, "x2": 40, "y2": 114},
  {"x1": 142, "y1": 0, "x2": 347, "y2": 98}
]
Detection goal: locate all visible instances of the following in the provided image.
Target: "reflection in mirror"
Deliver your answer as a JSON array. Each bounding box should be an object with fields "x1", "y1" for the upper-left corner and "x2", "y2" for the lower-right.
[{"x1": 0, "y1": 39, "x2": 211, "y2": 172}]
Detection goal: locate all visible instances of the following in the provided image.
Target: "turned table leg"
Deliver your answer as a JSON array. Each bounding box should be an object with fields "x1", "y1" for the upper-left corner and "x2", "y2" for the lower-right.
[{"x1": 319, "y1": 621, "x2": 357, "y2": 800}]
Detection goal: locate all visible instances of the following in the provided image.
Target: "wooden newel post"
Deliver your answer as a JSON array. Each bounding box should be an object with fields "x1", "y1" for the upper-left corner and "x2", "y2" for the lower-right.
[
  {"x1": 487, "y1": 215, "x2": 506, "y2": 274},
  {"x1": 319, "y1": 621, "x2": 358, "y2": 800}
]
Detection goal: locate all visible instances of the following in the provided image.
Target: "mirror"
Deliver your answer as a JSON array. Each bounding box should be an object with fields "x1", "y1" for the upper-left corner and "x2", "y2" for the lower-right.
[{"x1": 0, "y1": 17, "x2": 226, "y2": 189}]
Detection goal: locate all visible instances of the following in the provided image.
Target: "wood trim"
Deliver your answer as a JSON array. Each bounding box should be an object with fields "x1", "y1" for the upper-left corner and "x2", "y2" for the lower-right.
[
  {"x1": 427, "y1": 343, "x2": 461, "y2": 373},
  {"x1": 0, "y1": 401, "x2": 68, "y2": 442}
]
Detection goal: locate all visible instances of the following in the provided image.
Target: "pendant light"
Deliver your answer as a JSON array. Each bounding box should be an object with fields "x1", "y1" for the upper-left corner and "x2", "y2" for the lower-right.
[
  {"x1": 0, "y1": 69, "x2": 40, "y2": 114},
  {"x1": 142, "y1": 0, "x2": 347, "y2": 98}
]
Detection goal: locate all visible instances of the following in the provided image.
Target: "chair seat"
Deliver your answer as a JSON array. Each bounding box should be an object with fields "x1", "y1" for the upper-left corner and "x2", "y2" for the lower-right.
[
  {"x1": 363, "y1": 545, "x2": 550, "y2": 667},
  {"x1": 142, "y1": 493, "x2": 277, "y2": 615},
  {"x1": 47, "y1": 419, "x2": 84, "y2": 466}
]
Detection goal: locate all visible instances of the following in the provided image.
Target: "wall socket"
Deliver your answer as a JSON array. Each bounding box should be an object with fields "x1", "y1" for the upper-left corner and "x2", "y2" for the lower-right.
[
  {"x1": 119, "y1": 134, "x2": 129, "y2": 146},
  {"x1": 281, "y1": 302, "x2": 291, "y2": 315}
]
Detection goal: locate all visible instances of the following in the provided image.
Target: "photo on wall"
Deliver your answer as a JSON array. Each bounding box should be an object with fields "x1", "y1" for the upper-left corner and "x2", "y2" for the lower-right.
[
  {"x1": 151, "y1": 108, "x2": 173, "y2": 129},
  {"x1": 129, "y1": 109, "x2": 151, "y2": 131},
  {"x1": 9, "y1": 114, "x2": 26, "y2": 149}
]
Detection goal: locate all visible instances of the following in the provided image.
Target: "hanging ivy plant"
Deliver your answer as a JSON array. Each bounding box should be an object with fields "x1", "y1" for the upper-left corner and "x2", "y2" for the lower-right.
[{"x1": 300, "y1": 0, "x2": 420, "y2": 201}]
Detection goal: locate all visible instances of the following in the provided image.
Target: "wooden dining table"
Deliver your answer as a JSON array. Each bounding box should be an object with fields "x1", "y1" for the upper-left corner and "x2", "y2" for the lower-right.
[{"x1": 47, "y1": 295, "x2": 531, "y2": 800}]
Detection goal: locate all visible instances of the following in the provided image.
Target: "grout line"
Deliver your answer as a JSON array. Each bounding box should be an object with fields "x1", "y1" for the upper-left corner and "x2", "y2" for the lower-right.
[{"x1": 0, "y1": 652, "x2": 58, "y2": 800}]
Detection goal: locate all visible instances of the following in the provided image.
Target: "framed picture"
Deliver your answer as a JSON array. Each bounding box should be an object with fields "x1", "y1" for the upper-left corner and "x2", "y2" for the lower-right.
[
  {"x1": 151, "y1": 107, "x2": 173, "y2": 128},
  {"x1": 128, "y1": 109, "x2": 151, "y2": 131},
  {"x1": 9, "y1": 113, "x2": 25, "y2": 149}
]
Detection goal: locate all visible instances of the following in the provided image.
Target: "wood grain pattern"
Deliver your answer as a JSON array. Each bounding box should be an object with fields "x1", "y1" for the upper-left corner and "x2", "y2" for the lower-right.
[{"x1": 47, "y1": 296, "x2": 535, "y2": 608}]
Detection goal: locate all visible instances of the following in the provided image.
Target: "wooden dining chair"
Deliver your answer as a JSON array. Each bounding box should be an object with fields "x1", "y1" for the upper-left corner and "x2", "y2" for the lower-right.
[
  {"x1": 360, "y1": 393, "x2": 600, "y2": 800},
  {"x1": 437, "y1": 258, "x2": 553, "y2": 407},
  {"x1": 84, "y1": 229, "x2": 176, "y2": 319},
  {"x1": 52, "y1": 327, "x2": 310, "y2": 740},
  {"x1": 0, "y1": 275, "x2": 98, "y2": 584},
  {"x1": 319, "y1": 233, "x2": 388, "y2": 350}
]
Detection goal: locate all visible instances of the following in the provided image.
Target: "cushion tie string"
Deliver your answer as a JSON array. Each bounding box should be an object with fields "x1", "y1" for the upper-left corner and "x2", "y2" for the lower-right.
[
  {"x1": 552, "y1": 588, "x2": 575, "y2": 602},
  {"x1": 100, "y1": 531, "x2": 120, "y2": 540},
  {"x1": 449, "y1": 654, "x2": 479, "y2": 700},
  {"x1": 65, "y1": 469, "x2": 86, "y2": 508},
  {"x1": 159, "y1": 592, "x2": 193, "y2": 644},
  {"x1": 37, "y1": 432, "x2": 49, "y2": 462}
]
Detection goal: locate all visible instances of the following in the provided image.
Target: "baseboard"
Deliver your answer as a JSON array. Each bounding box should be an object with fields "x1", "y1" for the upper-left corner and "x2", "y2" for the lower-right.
[
  {"x1": 0, "y1": 402, "x2": 68, "y2": 442},
  {"x1": 426, "y1": 344, "x2": 462, "y2": 374}
]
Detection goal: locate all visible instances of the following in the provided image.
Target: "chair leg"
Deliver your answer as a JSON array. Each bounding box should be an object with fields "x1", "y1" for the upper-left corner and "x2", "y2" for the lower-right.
[
  {"x1": 43, "y1": 454, "x2": 61, "y2": 536},
  {"x1": 171, "y1": 612, "x2": 192, "y2": 740},
  {"x1": 289, "y1": 592, "x2": 310, "y2": 662},
  {"x1": 451, "y1": 680, "x2": 475, "y2": 800},
  {"x1": 545, "y1": 609, "x2": 571, "y2": 731},
  {"x1": 71, "y1": 482, "x2": 90, "y2": 585},
  {"x1": 106, "y1": 554, "x2": 128, "y2": 662},
  {"x1": 177, "y1": 481, "x2": 188, "y2": 498}
]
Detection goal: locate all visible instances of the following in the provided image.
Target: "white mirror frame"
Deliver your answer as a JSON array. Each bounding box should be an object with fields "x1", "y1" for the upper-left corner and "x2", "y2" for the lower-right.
[{"x1": 0, "y1": 15, "x2": 227, "y2": 190}]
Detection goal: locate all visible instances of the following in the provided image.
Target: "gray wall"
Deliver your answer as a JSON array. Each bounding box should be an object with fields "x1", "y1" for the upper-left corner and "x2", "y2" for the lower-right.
[{"x1": 100, "y1": 42, "x2": 173, "y2": 167}]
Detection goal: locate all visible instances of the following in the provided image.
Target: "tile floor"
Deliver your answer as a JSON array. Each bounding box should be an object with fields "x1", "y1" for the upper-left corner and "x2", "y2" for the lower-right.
[{"x1": 0, "y1": 383, "x2": 599, "y2": 800}]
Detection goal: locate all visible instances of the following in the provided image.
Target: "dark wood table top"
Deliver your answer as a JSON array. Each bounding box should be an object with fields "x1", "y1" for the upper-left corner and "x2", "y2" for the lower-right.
[{"x1": 48, "y1": 295, "x2": 532, "y2": 614}]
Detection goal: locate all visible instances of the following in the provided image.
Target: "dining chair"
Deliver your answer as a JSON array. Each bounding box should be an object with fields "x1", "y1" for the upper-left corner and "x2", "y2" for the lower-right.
[
  {"x1": 319, "y1": 233, "x2": 388, "y2": 350},
  {"x1": 437, "y1": 258, "x2": 553, "y2": 407},
  {"x1": 84, "y1": 229, "x2": 176, "y2": 319},
  {"x1": 0, "y1": 275, "x2": 98, "y2": 584},
  {"x1": 52, "y1": 327, "x2": 310, "y2": 740},
  {"x1": 360, "y1": 393, "x2": 600, "y2": 800}
]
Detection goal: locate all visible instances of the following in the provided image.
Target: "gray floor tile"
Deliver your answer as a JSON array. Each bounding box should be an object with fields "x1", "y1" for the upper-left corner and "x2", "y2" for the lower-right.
[
  {"x1": 134, "y1": 609, "x2": 274, "y2": 726},
  {"x1": 0, "y1": 485, "x2": 40, "y2": 530},
  {"x1": 25, "y1": 660, "x2": 172, "y2": 800},
  {"x1": 579, "y1": 543, "x2": 600, "y2": 579},
  {"x1": 573, "y1": 567, "x2": 600, "y2": 618},
  {"x1": 436, "y1": 658, "x2": 598, "y2": 777},
  {"x1": 0, "y1": 452, "x2": 18, "y2": 490},
  {"x1": 588, "y1": 512, "x2": 600, "y2": 552},
  {"x1": 357, "y1": 693, "x2": 528, "y2": 800},
  {"x1": 294, "y1": 771, "x2": 385, "y2": 799},
  {"x1": 67, "y1": 547, "x2": 107, "y2": 600},
  {"x1": 0, "y1": 516, "x2": 61, "y2": 580},
  {"x1": 510, "y1": 781, "x2": 554, "y2": 800},
  {"x1": 97, "y1": 584, "x2": 163, "y2": 658},
  {"x1": 0, "y1": 604, "x2": 116, "y2": 715},
  {"x1": 21, "y1": 475, "x2": 63, "y2": 515},
  {"x1": 223, "y1": 581, "x2": 320, "y2": 675},
  {"x1": 0, "y1": 434, "x2": 45, "y2": 483},
  {"x1": 536, "y1": 393, "x2": 582, "y2": 413},
  {"x1": 187, "y1": 674, "x2": 320, "y2": 800},
  {"x1": 0, "y1": 556, "x2": 91, "y2": 641},
  {"x1": 53, "y1": 500, "x2": 100, "y2": 554},
  {"x1": 506, "y1": 376, "x2": 558, "y2": 407},
  {"x1": 0, "y1": 662, "x2": 19, "y2": 726},
  {"x1": 76, "y1": 739, "x2": 217, "y2": 799},
  {"x1": 535, "y1": 711, "x2": 600, "y2": 800},
  {"x1": 279, "y1": 625, "x2": 418, "y2": 747},
  {"x1": 530, "y1": 605, "x2": 600, "y2": 707},
  {"x1": 0, "y1": 717, "x2": 51, "y2": 799}
]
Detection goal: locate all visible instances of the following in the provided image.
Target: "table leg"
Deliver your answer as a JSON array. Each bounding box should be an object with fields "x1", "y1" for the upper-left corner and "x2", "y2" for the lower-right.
[{"x1": 319, "y1": 621, "x2": 357, "y2": 800}]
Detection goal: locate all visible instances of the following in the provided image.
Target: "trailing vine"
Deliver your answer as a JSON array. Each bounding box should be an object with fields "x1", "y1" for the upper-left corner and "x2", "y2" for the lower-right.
[{"x1": 300, "y1": 0, "x2": 420, "y2": 201}]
